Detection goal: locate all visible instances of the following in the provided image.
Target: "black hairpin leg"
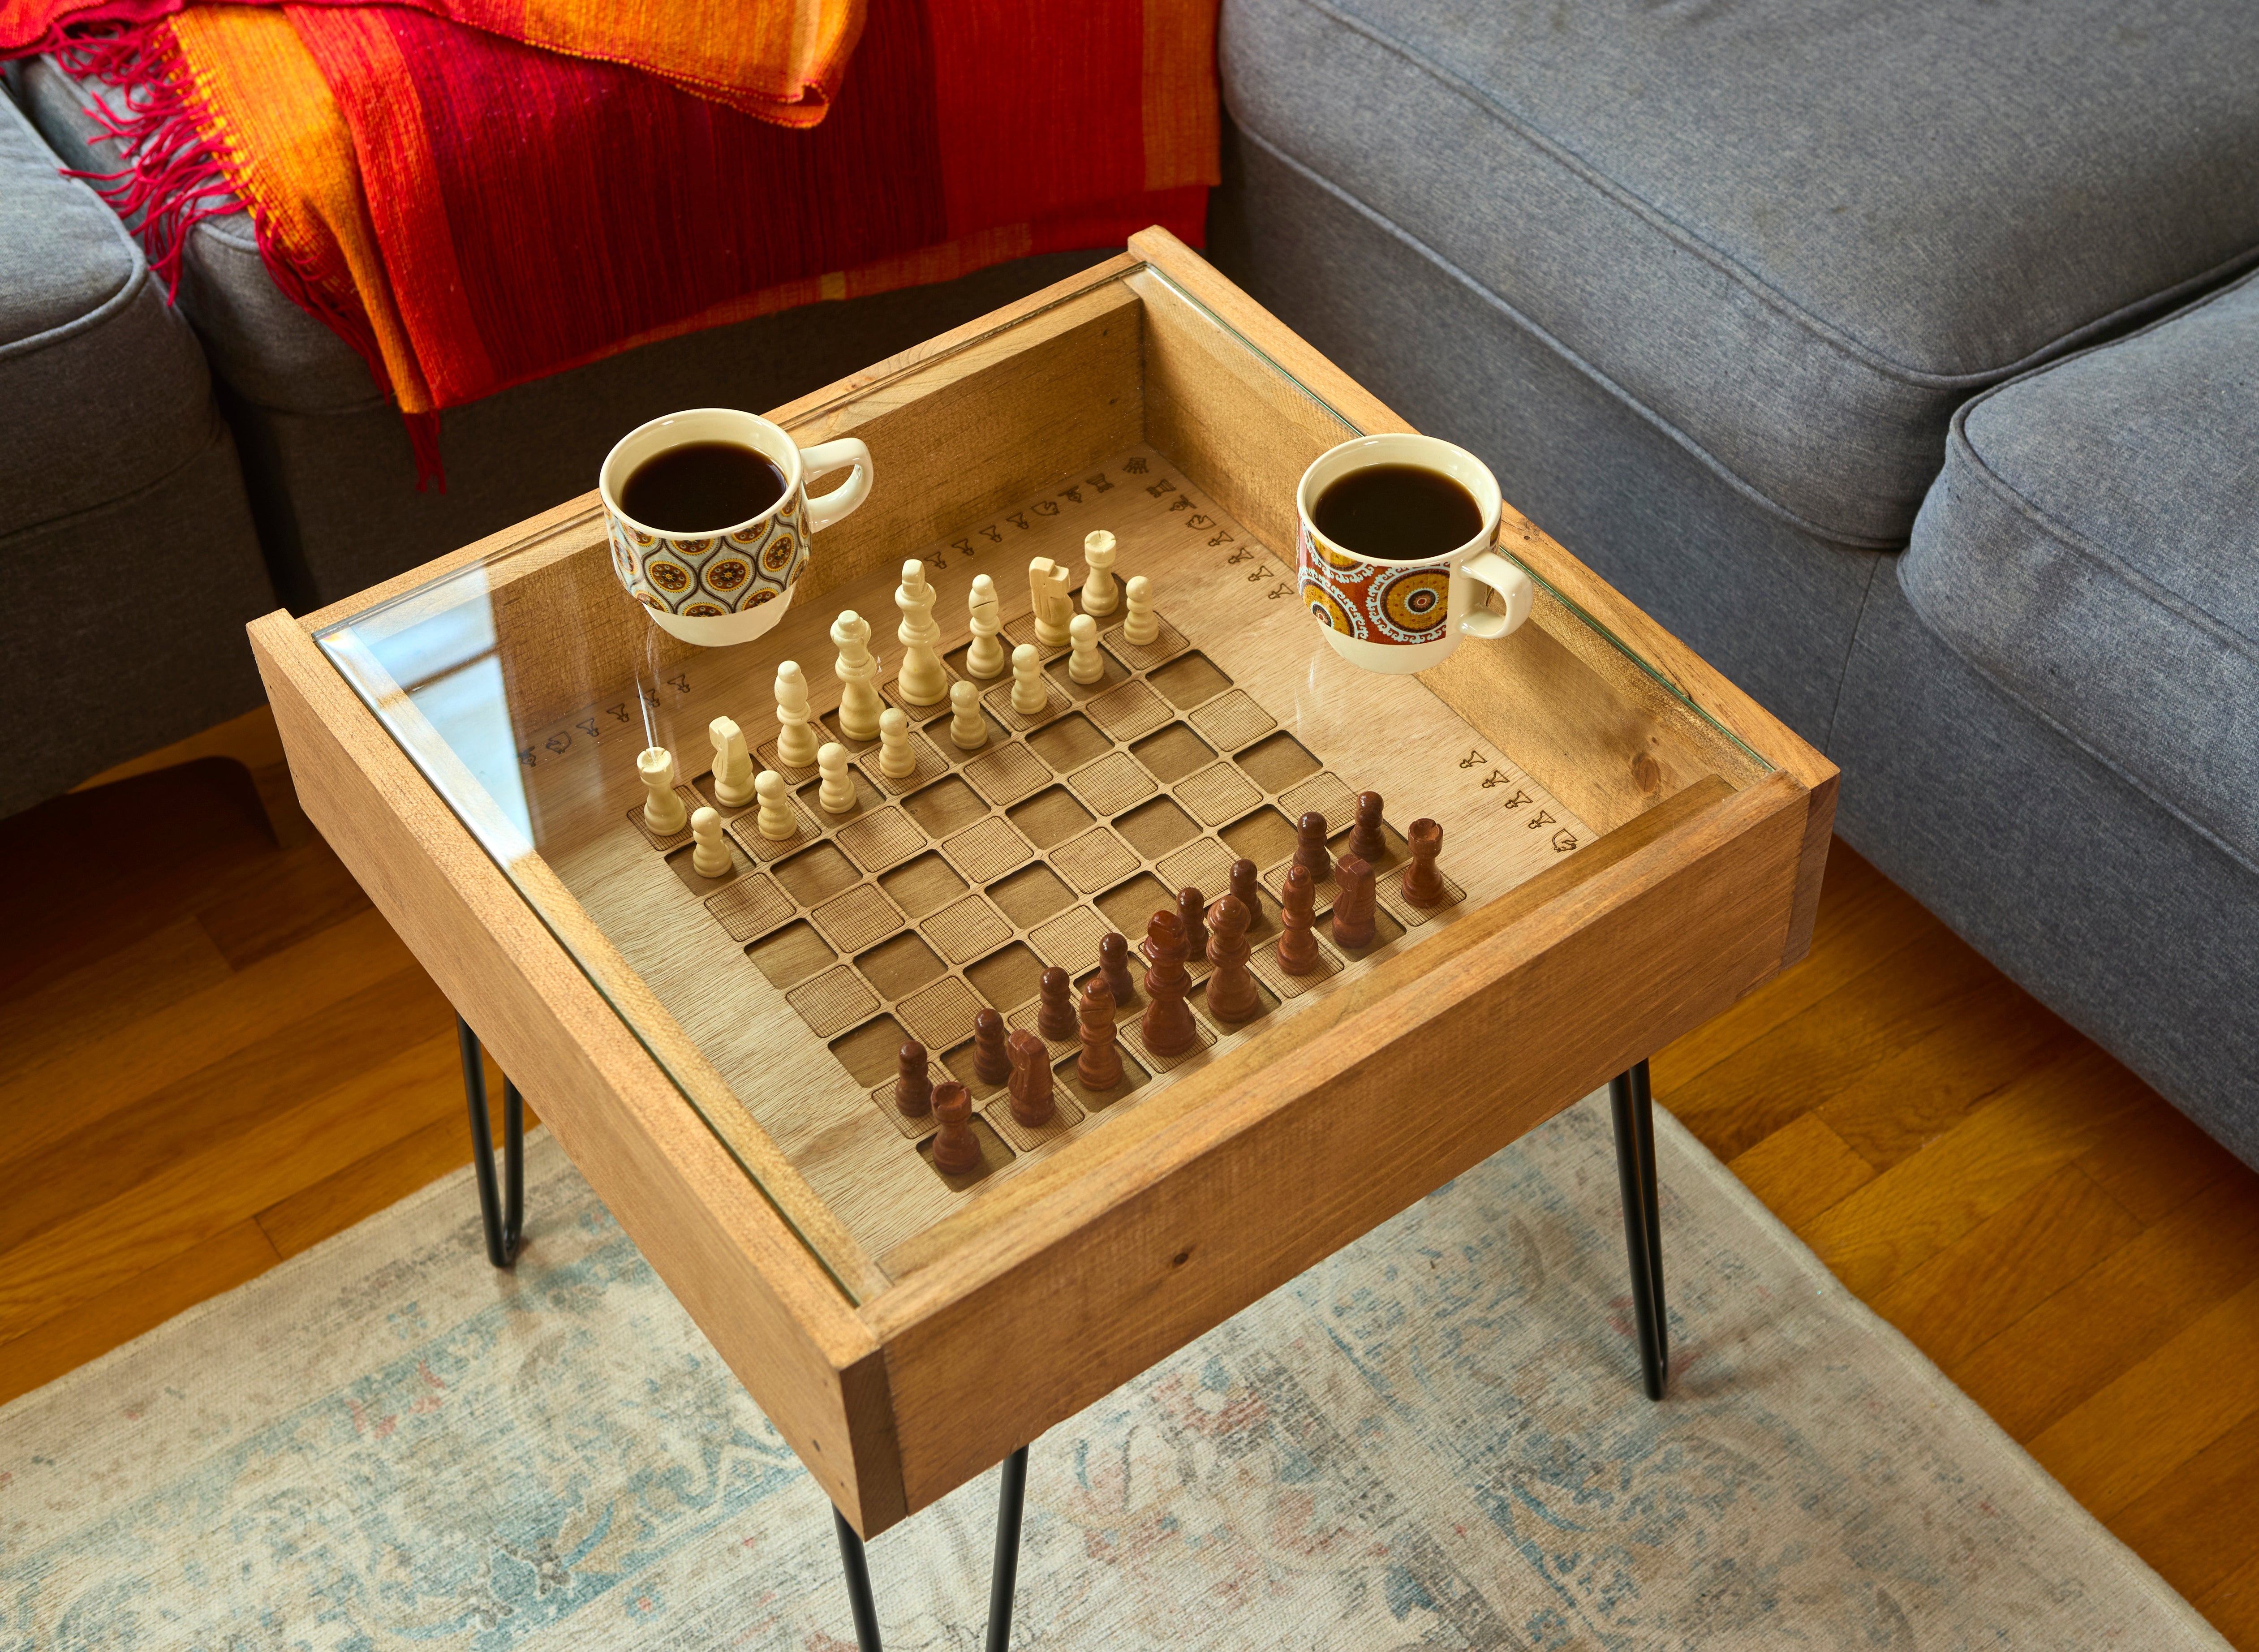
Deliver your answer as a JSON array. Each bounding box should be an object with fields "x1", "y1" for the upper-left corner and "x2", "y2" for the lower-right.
[
  {"x1": 1609, "y1": 1059, "x2": 1668, "y2": 1400},
  {"x1": 828, "y1": 1445, "x2": 1031, "y2": 1652},
  {"x1": 456, "y1": 1015, "x2": 523, "y2": 1269}
]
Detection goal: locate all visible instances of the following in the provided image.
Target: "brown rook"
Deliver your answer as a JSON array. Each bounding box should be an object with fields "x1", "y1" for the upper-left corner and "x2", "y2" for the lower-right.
[
  {"x1": 1276, "y1": 862, "x2": 1321, "y2": 973},
  {"x1": 1401, "y1": 818, "x2": 1446, "y2": 908},
  {"x1": 1006, "y1": 1028, "x2": 1055, "y2": 1126},
  {"x1": 895, "y1": 1038, "x2": 933, "y2": 1117},
  {"x1": 1331, "y1": 852, "x2": 1377, "y2": 950},
  {"x1": 1347, "y1": 791, "x2": 1387, "y2": 864},
  {"x1": 929, "y1": 1082, "x2": 981, "y2": 1174},
  {"x1": 1076, "y1": 975, "x2": 1123, "y2": 1090},
  {"x1": 1204, "y1": 893, "x2": 1261, "y2": 1023},
  {"x1": 1036, "y1": 965, "x2": 1076, "y2": 1041}
]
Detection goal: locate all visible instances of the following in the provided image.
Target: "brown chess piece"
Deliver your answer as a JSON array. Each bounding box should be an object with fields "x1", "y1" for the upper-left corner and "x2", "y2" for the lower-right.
[
  {"x1": 894, "y1": 1038, "x2": 932, "y2": 1117},
  {"x1": 1204, "y1": 894, "x2": 1261, "y2": 1023},
  {"x1": 1077, "y1": 975, "x2": 1123, "y2": 1090},
  {"x1": 1401, "y1": 818, "x2": 1446, "y2": 908},
  {"x1": 1228, "y1": 857, "x2": 1262, "y2": 922},
  {"x1": 1006, "y1": 1028, "x2": 1055, "y2": 1126},
  {"x1": 1140, "y1": 908, "x2": 1199, "y2": 1056},
  {"x1": 972, "y1": 1007, "x2": 1011, "y2": 1085},
  {"x1": 1347, "y1": 791, "x2": 1387, "y2": 865},
  {"x1": 1331, "y1": 852, "x2": 1377, "y2": 950},
  {"x1": 1036, "y1": 965, "x2": 1076, "y2": 1041},
  {"x1": 1277, "y1": 862, "x2": 1321, "y2": 974},
  {"x1": 930, "y1": 1081, "x2": 981, "y2": 1174},
  {"x1": 1177, "y1": 885, "x2": 1208, "y2": 964},
  {"x1": 1292, "y1": 811, "x2": 1331, "y2": 882},
  {"x1": 1097, "y1": 931, "x2": 1137, "y2": 1004}
]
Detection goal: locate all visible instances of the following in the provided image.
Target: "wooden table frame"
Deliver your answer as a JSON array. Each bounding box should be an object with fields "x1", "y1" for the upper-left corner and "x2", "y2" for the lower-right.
[{"x1": 249, "y1": 229, "x2": 1835, "y2": 1541}]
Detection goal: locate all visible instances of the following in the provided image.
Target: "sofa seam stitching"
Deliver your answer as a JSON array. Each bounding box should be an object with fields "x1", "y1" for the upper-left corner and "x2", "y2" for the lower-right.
[{"x1": 0, "y1": 401, "x2": 238, "y2": 545}]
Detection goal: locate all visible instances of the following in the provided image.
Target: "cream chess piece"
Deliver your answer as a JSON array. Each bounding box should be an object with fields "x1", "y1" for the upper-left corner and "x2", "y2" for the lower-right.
[
  {"x1": 709, "y1": 715, "x2": 753, "y2": 808},
  {"x1": 831, "y1": 611, "x2": 882, "y2": 741},
  {"x1": 774, "y1": 661, "x2": 819, "y2": 769},
  {"x1": 894, "y1": 559, "x2": 947, "y2": 706},
  {"x1": 1080, "y1": 529, "x2": 1119, "y2": 616},
  {"x1": 690, "y1": 807, "x2": 731, "y2": 876},
  {"x1": 1028, "y1": 558, "x2": 1073, "y2": 649},
  {"x1": 1067, "y1": 614, "x2": 1103, "y2": 684},
  {"x1": 753, "y1": 769, "x2": 796, "y2": 840},
  {"x1": 878, "y1": 707, "x2": 918, "y2": 779},
  {"x1": 965, "y1": 574, "x2": 1004, "y2": 678},
  {"x1": 1123, "y1": 574, "x2": 1158, "y2": 646},
  {"x1": 637, "y1": 746, "x2": 686, "y2": 834},
  {"x1": 1010, "y1": 643, "x2": 1048, "y2": 715},
  {"x1": 817, "y1": 742, "x2": 856, "y2": 814},
  {"x1": 949, "y1": 680, "x2": 988, "y2": 750}
]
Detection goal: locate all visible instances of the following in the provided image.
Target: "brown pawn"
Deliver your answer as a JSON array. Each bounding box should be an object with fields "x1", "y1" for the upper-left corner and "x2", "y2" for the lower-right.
[
  {"x1": 972, "y1": 1007, "x2": 1011, "y2": 1085},
  {"x1": 1331, "y1": 852, "x2": 1377, "y2": 950},
  {"x1": 1177, "y1": 885, "x2": 1208, "y2": 963},
  {"x1": 1347, "y1": 791, "x2": 1387, "y2": 865},
  {"x1": 1097, "y1": 931, "x2": 1137, "y2": 1005},
  {"x1": 1228, "y1": 857, "x2": 1262, "y2": 923},
  {"x1": 1292, "y1": 811, "x2": 1331, "y2": 882},
  {"x1": 1140, "y1": 908, "x2": 1199, "y2": 1056},
  {"x1": 1401, "y1": 818, "x2": 1447, "y2": 908},
  {"x1": 1277, "y1": 863, "x2": 1321, "y2": 974},
  {"x1": 930, "y1": 1082, "x2": 981, "y2": 1174},
  {"x1": 1036, "y1": 965, "x2": 1076, "y2": 1041},
  {"x1": 1204, "y1": 894, "x2": 1261, "y2": 1023},
  {"x1": 1076, "y1": 975, "x2": 1123, "y2": 1090},
  {"x1": 1006, "y1": 1029, "x2": 1055, "y2": 1126},
  {"x1": 894, "y1": 1039, "x2": 933, "y2": 1118}
]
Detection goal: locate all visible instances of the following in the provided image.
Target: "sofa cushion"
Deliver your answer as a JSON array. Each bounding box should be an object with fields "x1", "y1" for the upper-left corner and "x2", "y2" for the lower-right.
[
  {"x1": 1902, "y1": 267, "x2": 2259, "y2": 875},
  {"x1": 1221, "y1": 0, "x2": 2259, "y2": 549}
]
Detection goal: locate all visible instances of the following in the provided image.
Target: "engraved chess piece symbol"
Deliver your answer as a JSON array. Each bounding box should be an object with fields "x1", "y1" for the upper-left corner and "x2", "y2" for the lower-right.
[
  {"x1": 1123, "y1": 574, "x2": 1158, "y2": 646},
  {"x1": 1081, "y1": 529, "x2": 1119, "y2": 616},
  {"x1": 1029, "y1": 557, "x2": 1074, "y2": 648},
  {"x1": 1347, "y1": 791, "x2": 1388, "y2": 865},
  {"x1": 1006, "y1": 1029, "x2": 1055, "y2": 1127},
  {"x1": 689, "y1": 806, "x2": 731, "y2": 877},
  {"x1": 1140, "y1": 908, "x2": 1198, "y2": 1057},
  {"x1": 753, "y1": 769, "x2": 796, "y2": 841},
  {"x1": 1402, "y1": 818, "x2": 1447, "y2": 908},
  {"x1": 930, "y1": 1081, "x2": 981, "y2": 1174},
  {"x1": 1097, "y1": 931, "x2": 1137, "y2": 1006},
  {"x1": 878, "y1": 708, "x2": 918, "y2": 780},
  {"x1": 816, "y1": 742, "x2": 856, "y2": 814},
  {"x1": 1077, "y1": 974, "x2": 1123, "y2": 1090},
  {"x1": 830, "y1": 611, "x2": 882, "y2": 742},
  {"x1": 1277, "y1": 863, "x2": 1321, "y2": 974},
  {"x1": 710, "y1": 716, "x2": 754, "y2": 809},
  {"x1": 972, "y1": 1007, "x2": 1011, "y2": 1086},
  {"x1": 1067, "y1": 614, "x2": 1104, "y2": 685},
  {"x1": 1037, "y1": 965, "x2": 1077, "y2": 1041},
  {"x1": 1331, "y1": 852, "x2": 1377, "y2": 950},
  {"x1": 950, "y1": 680, "x2": 989, "y2": 750},
  {"x1": 1204, "y1": 894, "x2": 1261, "y2": 1024},
  {"x1": 894, "y1": 558, "x2": 947, "y2": 706},
  {"x1": 774, "y1": 661, "x2": 819, "y2": 769},
  {"x1": 895, "y1": 1039, "x2": 933, "y2": 1118},
  {"x1": 1228, "y1": 857, "x2": 1262, "y2": 926},
  {"x1": 638, "y1": 746, "x2": 686, "y2": 834},
  {"x1": 1292, "y1": 810, "x2": 1331, "y2": 883},
  {"x1": 965, "y1": 574, "x2": 1005, "y2": 678},
  {"x1": 1010, "y1": 643, "x2": 1048, "y2": 716}
]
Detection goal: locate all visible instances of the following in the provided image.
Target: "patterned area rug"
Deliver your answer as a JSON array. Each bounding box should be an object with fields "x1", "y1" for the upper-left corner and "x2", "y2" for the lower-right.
[{"x1": 0, "y1": 1092, "x2": 2223, "y2": 1649}]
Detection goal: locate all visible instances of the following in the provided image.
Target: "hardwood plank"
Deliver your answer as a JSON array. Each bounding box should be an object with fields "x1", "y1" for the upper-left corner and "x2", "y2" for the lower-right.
[
  {"x1": 195, "y1": 833, "x2": 374, "y2": 970},
  {"x1": 0, "y1": 1219, "x2": 283, "y2": 1408},
  {"x1": 1866, "y1": 1162, "x2": 2143, "y2": 1369},
  {"x1": 2075, "y1": 1087, "x2": 2246, "y2": 1226},
  {"x1": 2113, "y1": 1404, "x2": 2259, "y2": 1608},
  {"x1": 1722, "y1": 1113, "x2": 1875, "y2": 1232},
  {"x1": 2197, "y1": 1546, "x2": 2259, "y2": 1650},
  {"x1": 0, "y1": 914, "x2": 231, "y2": 1081}
]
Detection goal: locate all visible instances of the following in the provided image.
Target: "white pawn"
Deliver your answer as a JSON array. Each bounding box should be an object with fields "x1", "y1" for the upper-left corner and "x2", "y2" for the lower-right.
[
  {"x1": 817, "y1": 742, "x2": 856, "y2": 814},
  {"x1": 1029, "y1": 558, "x2": 1073, "y2": 649},
  {"x1": 1081, "y1": 529, "x2": 1119, "y2": 616},
  {"x1": 774, "y1": 662, "x2": 818, "y2": 769},
  {"x1": 878, "y1": 707, "x2": 918, "y2": 780},
  {"x1": 831, "y1": 611, "x2": 882, "y2": 742},
  {"x1": 965, "y1": 574, "x2": 1004, "y2": 678},
  {"x1": 1067, "y1": 614, "x2": 1104, "y2": 684},
  {"x1": 895, "y1": 560, "x2": 947, "y2": 707},
  {"x1": 1010, "y1": 643, "x2": 1048, "y2": 715},
  {"x1": 1123, "y1": 574, "x2": 1158, "y2": 646},
  {"x1": 710, "y1": 715, "x2": 753, "y2": 808},
  {"x1": 637, "y1": 746, "x2": 686, "y2": 835},
  {"x1": 753, "y1": 770, "x2": 796, "y2": 841},
  {"x1": 949, "y1": 680, "x2": 988, "y2": 750},
  {"x1": 690, "y1": 807, "x2": 731, "y2": 877}
]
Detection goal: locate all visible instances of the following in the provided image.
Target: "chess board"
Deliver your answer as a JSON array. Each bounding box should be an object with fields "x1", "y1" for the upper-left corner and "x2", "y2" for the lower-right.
[{"x1": 522, "y1": 447, "x2": 1592, "y2": 1256}]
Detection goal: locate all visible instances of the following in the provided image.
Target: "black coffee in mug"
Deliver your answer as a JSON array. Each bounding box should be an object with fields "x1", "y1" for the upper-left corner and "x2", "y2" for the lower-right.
[
  {"x1": 1311, "y1": 463, "x2": 1483, "y2": 562},
  {"x1": 620, "y1": 440, "x2": 787, "y2": 533}
]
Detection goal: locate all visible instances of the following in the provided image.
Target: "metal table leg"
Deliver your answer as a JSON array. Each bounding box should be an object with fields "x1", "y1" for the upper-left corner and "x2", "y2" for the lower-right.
[
  {"x1": 456, "y1": 1015, "x2": 523, "y2": 1269},
  {"x1": 1609, "y1": 1059, "x2": 1668, "y2": 1400},
  {"x1": 828, "y1": 1445, "x2": 1031, "y2": 1652}
]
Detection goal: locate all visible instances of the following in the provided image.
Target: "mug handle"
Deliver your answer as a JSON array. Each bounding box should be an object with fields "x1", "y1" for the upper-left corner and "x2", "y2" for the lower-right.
[
  {"x1": 798, "y1": 436, "x2": 873, "y2": 532},
  {"x1": 1453, "y1": 547, "x2": 1536, "y2": 640}
]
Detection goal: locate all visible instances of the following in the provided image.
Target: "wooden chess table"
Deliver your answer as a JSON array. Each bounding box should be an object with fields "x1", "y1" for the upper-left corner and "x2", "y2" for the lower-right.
[{"x1": 250, "y1": 232, "x2": 1834, "y2": 1603}]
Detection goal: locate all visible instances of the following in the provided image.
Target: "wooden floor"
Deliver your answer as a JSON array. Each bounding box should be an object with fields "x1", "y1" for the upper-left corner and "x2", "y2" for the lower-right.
[{"x1": 4, "y1": 756, "x2": 2254, "y2": 1639}]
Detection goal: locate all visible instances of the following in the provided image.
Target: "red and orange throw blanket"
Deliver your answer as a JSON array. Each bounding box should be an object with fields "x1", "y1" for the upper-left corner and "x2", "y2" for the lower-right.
[{"x1": 4, "y1": 0, "x2": 1218, "y2": 480}]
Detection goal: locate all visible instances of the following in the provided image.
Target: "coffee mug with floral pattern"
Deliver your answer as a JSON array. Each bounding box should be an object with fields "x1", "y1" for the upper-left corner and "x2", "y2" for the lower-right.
[
  {"x1": 1295, "y1": 434, "x2": 1533, "y2": 675},
  {"x1": 600, "y1": 408, "x2": 873, "y2": 646}
]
